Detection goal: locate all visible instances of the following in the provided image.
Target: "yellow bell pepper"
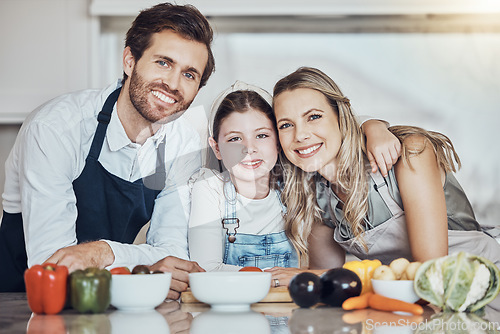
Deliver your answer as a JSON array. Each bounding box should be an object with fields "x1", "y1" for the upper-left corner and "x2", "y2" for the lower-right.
[{"x1": 343, "y1": 259, "x2": 382, "y2": 295}]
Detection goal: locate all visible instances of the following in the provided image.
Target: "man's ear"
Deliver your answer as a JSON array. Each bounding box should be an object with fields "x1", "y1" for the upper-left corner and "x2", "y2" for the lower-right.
[
  {"x1": 208, "y1": 137, "x2": 222, "y2": 160},
  {"x1": 123, "y1": 46, "x2": 135, "y2": 77}
]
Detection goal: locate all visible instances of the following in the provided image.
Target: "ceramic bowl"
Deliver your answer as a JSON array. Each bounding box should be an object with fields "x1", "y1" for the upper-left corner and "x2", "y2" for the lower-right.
[
  {"x1": 189, "y1": 272, "x2": 271, "y2": 311},
  {"x1": 371, "y1": 279, "x2": 419, "y2": 303},
  {"x1": 110, "y1": 272, "x2": 171, "y2": 312}
]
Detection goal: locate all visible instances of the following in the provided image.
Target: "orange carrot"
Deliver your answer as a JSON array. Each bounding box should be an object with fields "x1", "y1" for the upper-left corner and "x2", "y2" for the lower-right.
[
  {"x1": 368, "y1": 294, "x2": 424, "y2": 315},
  {"x1": 342, "y1": 292, "x2": 373, "y2": 310}
]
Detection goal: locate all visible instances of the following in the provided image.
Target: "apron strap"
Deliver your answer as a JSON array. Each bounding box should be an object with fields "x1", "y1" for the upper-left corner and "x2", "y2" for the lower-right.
[
  {"x1": 369, "y1": 171, "x2": 403, "y2": 216},
  {"x1": 222, "y1": 180, "x2": 286, "y2": 242},
  {"x1": 88, "y1": 87, "x2": 121, "y2": 160},
  {"x1": 222, "y1": 180, "x2": 239, "y2": 241}
]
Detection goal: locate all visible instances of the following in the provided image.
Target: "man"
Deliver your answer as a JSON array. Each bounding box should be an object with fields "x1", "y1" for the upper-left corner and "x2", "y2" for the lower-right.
[{"x1": 0, "y1": 3, "x2": 215, "y2": 298}]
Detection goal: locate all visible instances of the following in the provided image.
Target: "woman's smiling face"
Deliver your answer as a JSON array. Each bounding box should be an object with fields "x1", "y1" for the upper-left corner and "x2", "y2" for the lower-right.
[{"x1": 274, "y1": 88, "x2": 342, "y2": 178}]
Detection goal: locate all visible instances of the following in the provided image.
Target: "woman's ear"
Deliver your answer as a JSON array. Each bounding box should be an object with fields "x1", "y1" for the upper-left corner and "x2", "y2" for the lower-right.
[
  {"x1": 123, "y1": 46, "x2": 135, "y2": 78},
  {"x1": 208, "y1": 137, "x2": 222, "y2": 160}
]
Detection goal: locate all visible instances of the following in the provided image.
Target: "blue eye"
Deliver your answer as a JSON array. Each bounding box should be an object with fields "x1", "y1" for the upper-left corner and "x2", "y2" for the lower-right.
[
  {"x1": 309, "y1": 114, "x2": 321, "y2": 121},
  {"x1": 279, "y1": 123, "x2": 291, "y2": 130},
  {"x1": 157, "y1": 60, "x2": 170, "y2": 68},
  {"x1": 184, "y1": 72, "x2": 194, "y2": 80}
]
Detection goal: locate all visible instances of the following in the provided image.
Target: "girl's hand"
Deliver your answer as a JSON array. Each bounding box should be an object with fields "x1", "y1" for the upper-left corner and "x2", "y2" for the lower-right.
[
  {"x1": 362, "y1": 120, "x2": 401, "y2": 177},
  {"x1": 264, "y1": 267, "x2": 304, "y2": 288}
]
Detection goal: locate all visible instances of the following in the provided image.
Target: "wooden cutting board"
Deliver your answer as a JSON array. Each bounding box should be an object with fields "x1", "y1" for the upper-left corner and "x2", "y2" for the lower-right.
[{"x1": 181, "y1": 286, "x2": 292, "y2": 304}]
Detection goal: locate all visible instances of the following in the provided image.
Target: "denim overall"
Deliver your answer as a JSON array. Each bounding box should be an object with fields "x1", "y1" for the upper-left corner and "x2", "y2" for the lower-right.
[
  {"x1": 221, "y1": 181, "x2": 299, "y2": 269},
  {"x1": 0, "y1": 88, "x2": 162, "y2": 291}
]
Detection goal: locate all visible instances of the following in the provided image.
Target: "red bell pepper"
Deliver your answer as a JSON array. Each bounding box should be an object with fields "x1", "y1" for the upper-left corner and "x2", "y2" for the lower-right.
[{"x1": 24, "y1": 263, "x2": 68, "y2": 314}]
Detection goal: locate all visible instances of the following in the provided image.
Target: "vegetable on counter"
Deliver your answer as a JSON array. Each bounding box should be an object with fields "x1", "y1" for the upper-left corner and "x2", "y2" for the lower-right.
[
  {"x1": 131, "y1": 265, "x2": 151, "y2": 274},
  {"x1": 372, "y1": 258, "x2": 422, "y2": 281},
  {"x1": 239, "y1": 266, "x2": 263, "y2": 272},
  {"x1": 288, "y1": 272, "x2": 323, "y2": 308},
  {"x1": 109, "y1": 267, "x2": 131, "y2": 275},
  {"x1": 24, "y1": 263, "x2": 68, "y2": 315},
  {"x1": 320, "y1": 268, "x2": 362, "y2": 307},
  {"x1": 368, "y1": 293, "x2": 423, "y2": 315},
  {"x1": 342, "y1": 292, "x2": 373, "y2": 310},
  {"x1": 70, "y1": 268, "x2": 111, "y2": 314},
  {"x1": 343, "y1": 259, "x2": 381, "y2": 294},
  {"x1": 414, "y1": 251, "x2": 500, "y2": 312},
  {"x1": 342, "y1": 292, "x2": 424, "y2": 315}
]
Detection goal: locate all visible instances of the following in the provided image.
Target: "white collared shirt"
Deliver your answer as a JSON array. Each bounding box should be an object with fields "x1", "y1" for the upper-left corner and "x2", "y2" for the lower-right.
[{"x1": 2, "y1": 81, "x2": 202, "y2": 267}]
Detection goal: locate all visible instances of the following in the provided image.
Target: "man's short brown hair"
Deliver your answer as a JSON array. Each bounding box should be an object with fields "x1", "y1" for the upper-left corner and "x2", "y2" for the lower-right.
[{"x1": 123, "y1": 2, "x2": 215, "y2": 88}]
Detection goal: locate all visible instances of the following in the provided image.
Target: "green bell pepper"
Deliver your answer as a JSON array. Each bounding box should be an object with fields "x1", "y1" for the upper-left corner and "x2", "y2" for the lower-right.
[{"x1": 70, "y1": 268, "x2": 111, "y2": 313}]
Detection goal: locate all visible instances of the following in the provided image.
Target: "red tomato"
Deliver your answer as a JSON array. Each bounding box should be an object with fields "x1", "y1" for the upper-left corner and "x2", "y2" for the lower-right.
[
  {"x1": 110, "y1": 267, "x2": 131, "y2": 275},
  {"x1": 239, "y1": 266, "x2": 263, "y2": 272}
]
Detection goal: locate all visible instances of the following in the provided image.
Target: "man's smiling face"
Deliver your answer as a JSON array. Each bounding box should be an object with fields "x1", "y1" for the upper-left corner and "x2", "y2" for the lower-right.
[{"x1": 126, "y1": 29, "x2": 208, "y2": 124}]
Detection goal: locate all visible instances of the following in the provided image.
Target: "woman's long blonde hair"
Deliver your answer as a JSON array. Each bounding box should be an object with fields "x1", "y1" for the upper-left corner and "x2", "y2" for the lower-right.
[
  {"x1": 389, "y1": 125, "x2": 461, "y2": 173},
  {"x1": 273, "y1": 67, "x2": 461, "y2": 258},
  {"x1": 273, "y1": 67, "x2": 369, "y2": 259}
]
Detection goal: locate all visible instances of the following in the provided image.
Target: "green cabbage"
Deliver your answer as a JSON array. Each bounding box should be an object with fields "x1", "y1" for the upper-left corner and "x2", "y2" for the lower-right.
[{"x1": 414, "y1": 252, "x2": 500, "y2": 312}]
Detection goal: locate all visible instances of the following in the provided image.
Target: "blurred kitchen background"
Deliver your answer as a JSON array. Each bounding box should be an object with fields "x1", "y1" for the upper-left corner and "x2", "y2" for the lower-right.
[{"x1": 1, "y1": 0, "x2": 499, "y2": 226}]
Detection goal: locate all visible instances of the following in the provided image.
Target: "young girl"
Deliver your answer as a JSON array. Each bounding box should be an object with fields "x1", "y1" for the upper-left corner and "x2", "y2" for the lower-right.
[
  {"x1": 268, "y1": 67, "x2": 500, "y2": 291},
  {"x1": 188, "y1": 81, "x2": 297, "y2": 271},
  {"x1": 188, "y1": 81, "x2": 400, "y2": 274}
]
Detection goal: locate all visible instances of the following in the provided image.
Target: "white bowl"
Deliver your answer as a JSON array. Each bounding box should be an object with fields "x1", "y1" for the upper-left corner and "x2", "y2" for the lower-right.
[
  {"x1": 189, "y1": 272, "x2": 271, "y2": 311},
  {"x1": 111, "y1": 273, "x2": 171, "y2": 312},
  {"x1": 371, "y1": 279, "x2": 419, "y2": 303}
]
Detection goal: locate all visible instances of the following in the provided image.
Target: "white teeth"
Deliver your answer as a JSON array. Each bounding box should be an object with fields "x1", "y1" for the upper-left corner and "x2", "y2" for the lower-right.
[
  {"x1": 241, "y1": 160, "x2": 261, "y2": 166},
  {"x1": 152, "y1": 90, "x2": 175, "y2": 104},
  {"x1": 298, "y1": 144, "x2": 321, "y2": 155}
]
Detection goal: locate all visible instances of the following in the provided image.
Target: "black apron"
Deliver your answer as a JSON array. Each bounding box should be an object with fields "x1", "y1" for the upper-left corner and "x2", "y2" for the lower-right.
[{"x1": 0, "y1": 88, "x2": 162, "y2": 291}]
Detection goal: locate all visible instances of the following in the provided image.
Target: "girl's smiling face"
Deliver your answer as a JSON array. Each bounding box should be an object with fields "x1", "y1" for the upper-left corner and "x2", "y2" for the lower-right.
[
  {"x1": 274, "y1": 88, "x2": 342, "y2": 180},
  {"x1": 210, "y1": 108, "x2": 279, "y2": 187}
]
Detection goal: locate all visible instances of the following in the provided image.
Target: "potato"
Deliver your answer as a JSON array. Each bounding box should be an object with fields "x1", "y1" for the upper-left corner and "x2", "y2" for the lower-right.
[
  {"x1": 389, "y1": 258, "x2": 410, "y2": 280},
  {"x1": 372, "y1": 265, "x2": 397, "y2": 280},
  {"x1": 404, "y1": 261, "x2": 422, "y2": 280}
]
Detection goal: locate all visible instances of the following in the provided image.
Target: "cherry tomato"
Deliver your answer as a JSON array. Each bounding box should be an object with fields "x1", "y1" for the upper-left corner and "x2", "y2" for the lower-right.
[
  {"x1": 109, "y1": 267, "x2": 131, "y2": 275},
  {"x1": 239, "y1": 266, "x2": 263, "y2": 272},
  {"x1": 288, "y1": 272, "x2": 322, "y2": 308},
  {"x1": 320, "y1": 268, "x2": 361, "y2": 307}
]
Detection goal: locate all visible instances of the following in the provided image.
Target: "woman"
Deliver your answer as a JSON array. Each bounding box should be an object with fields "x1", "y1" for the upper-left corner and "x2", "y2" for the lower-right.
[{"x1": 268, "y1": 67, "x2": 500, "y2": 291}]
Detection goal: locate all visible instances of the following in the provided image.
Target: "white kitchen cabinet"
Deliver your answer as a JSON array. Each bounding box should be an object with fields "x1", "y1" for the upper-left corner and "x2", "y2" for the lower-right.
[{"x1": 0, "y1": 0, "x2": 92, "y2": 123}]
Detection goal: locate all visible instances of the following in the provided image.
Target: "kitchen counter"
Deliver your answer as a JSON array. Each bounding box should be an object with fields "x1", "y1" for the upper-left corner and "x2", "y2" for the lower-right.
[{"x1": 1, "y1": 293, "x2": 499, "y2": 333}]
